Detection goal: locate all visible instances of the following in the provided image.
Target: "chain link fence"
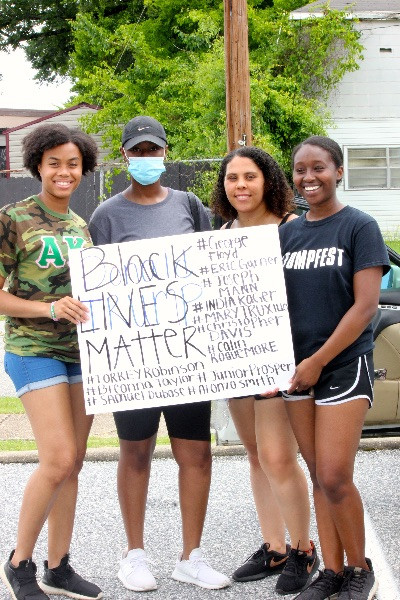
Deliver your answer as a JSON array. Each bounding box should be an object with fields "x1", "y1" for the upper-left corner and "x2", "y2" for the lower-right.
[{"x1": 0, "y1": 159, "x2": 223, "y2": 224}]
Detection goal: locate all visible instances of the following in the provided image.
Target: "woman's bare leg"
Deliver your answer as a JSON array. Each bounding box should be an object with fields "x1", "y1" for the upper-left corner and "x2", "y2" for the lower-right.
[
  {"x1": 229, "y1": 396, "x2": 286, "y2": 551},
  {"x1": 12, "y1": 384, "x2": 79, "y2": 565},
  {"x1": 46, "y1": 383, "x2": 93, "y2": 567},
  {"x1": 117, "y1": 435, "x2": 157, "y2": 550},
  {"x1": 255, "y1": 397, "x2": 311, "y2": 551}
]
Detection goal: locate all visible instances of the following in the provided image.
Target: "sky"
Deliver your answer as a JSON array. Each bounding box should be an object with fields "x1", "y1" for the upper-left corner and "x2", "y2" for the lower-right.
[{"x1": 0, "y1": 48, "x2": 73, "y2": 110}]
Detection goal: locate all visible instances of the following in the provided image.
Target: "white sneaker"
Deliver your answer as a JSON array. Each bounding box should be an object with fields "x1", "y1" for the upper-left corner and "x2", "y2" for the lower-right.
[
  {"x1": 118, "y1": 548, "x2": 157, "y2": 592},
  {"x1": 171, "y1": 548, "x2": 230, "y2": 590}
]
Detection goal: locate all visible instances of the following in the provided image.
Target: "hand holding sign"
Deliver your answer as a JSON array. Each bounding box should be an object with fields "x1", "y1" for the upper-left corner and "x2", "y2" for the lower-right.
[{"x1": 69, "y1": 225, "x2": 295, "y2": 415}]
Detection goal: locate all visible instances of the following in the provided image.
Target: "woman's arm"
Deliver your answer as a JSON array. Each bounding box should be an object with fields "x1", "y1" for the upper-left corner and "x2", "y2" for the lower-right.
[
  {"x1": 288, "y1": 266, "x2": 383, "y2": 392},
  {"x1": 0, "y1": 275, "x2": 89, "y2": 324}
]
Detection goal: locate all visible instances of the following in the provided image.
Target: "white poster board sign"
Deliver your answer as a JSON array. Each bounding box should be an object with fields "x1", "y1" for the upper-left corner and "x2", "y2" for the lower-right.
[{"x1": 69, "y1": 225, "x2": 295, "y2": 415}]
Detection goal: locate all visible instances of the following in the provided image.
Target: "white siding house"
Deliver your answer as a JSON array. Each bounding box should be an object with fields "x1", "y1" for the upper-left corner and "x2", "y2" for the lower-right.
[
  {"x1": 292, "y1": 0, "x2": 400, "y2": 234},
  {"x1": 4, "y1": 103, "x2": 107, "y2": 176},
  {"x1": 0, "y1": 108, "x2": 53, "y2": 145},
  {"x1": 0, "y1": 109, "x2": 53, "y2": 175}
]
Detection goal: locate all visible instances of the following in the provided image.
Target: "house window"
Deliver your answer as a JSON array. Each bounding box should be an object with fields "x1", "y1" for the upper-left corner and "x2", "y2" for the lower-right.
[
  {"x1": 345, "y1": 147, "x2": 400, "y2": 189},
  {"x1": 0, "y1": 146, "x2": 6, "y2": 178}
]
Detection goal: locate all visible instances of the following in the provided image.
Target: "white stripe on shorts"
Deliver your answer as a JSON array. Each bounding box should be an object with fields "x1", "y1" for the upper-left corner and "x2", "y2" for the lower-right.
[{"x1": 315, "y1": 355, "x2": 372, "y2": 406}]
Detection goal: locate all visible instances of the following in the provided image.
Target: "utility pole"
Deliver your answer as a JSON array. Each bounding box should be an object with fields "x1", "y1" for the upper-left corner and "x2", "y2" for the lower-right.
[{"x1": 224, "y1": 0, "x2": 252, "y2": 151}]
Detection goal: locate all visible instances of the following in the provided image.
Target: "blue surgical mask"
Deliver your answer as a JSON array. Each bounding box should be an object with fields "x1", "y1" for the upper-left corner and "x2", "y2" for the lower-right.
[{"x1": 126, "y1": 155, "x2": 166, "y2": 185}]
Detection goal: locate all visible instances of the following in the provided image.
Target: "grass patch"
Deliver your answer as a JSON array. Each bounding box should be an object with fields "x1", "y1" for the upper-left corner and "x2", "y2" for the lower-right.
[
  {"x1": 386, "y1": 239, "x2": 400, "y2": 254},
  {"x1": 0, "y1": 435, "x2": 172, "y2": 453},
  {"x1": 0, "y1": 440, "x2": 37, "y2": 452},
  {"x1": 86, "y1": 437, "x2": 120, "y2": 448},
  {"x1": 0, "y1": 396, "x2": 214, "y2": 451},
  {"x1": 383, "y1": 230, "x2": 400, "y2": 254},
  {"x1": 0, "y1": 397, "x2": 23, "y2": 414},
  {"x1": 86, "y1": 436, "x2": 172, "y2": 448},
  {"x1": 0, "y1": 434, "x2": 213, "y2": 452}
]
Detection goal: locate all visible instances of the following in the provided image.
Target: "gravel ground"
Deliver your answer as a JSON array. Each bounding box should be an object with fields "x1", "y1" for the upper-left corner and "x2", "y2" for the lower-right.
[
  {"x1": 0, "y1": 451, "x2": 399, "y2": 600},
  {"x1": 1, "y1": 326, "x2": 399, "y2": 599}
]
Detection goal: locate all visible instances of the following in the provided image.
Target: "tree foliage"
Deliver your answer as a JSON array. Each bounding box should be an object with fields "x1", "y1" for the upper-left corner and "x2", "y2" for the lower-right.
[
  {"x1": 0, "y1": 0, "x2": 363, "y2": 171},
  {"x1": 0, "y1": 1, "x2": 141, "y2": 81},
  {"x1": 0, "y1": 1, "x2": 76, "y2": 81}
]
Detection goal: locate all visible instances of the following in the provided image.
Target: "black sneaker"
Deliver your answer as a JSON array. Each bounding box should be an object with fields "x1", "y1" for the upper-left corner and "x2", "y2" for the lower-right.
[
  {"x1": 276, "y1": 540, "x2": 320, "y2": 595},
  {"x1": 337, "y1": 558, "x2": 378, "y2": 600},
  {"x1": 39, "y1": 554, "x2": 103, "y2": 600},
  {"x1": 232, "y1": 543, "x2": 290, "y2": 582},
  {"x1": 293, "y1": 569, "x2": 343, "y2": 599},
  {"x1": 0, "y1": 550, "x2": 49, "y2": 600}
]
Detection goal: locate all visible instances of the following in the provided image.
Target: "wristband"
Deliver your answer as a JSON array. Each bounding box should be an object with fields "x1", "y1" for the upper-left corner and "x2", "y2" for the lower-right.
[{"x1": 50, "y1": 301, "x2": 59, "y2": 322}]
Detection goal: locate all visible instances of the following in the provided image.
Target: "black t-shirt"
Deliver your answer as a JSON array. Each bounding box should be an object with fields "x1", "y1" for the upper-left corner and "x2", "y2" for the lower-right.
[{"x1": 279, "y1": 205, "x2": 390, "y2": 369}]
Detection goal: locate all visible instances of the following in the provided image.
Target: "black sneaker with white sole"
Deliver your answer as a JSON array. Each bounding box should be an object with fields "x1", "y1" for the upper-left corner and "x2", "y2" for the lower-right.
[
  {"x1": 293, "y1": 568, "x2": 343, "y2": 599},
  {"x1": 39, "y1": 554, "x2": 103, "y2": 600},
  {"x1": 232, "y1": 543, "x2": 290, "y2": 582},
  {"x1": 0, "y1": 550, "x2": 49, "y2": 600},
  {"x1": 337, "y1": 558, "x2": 378, "y2": 600},
  {"x1": 276, "y1": 540, "x2": 320, "y2": 595}
]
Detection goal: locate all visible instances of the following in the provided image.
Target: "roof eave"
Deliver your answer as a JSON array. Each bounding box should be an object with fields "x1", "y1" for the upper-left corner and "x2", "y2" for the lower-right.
[
  {"x1": 291, "y1": 10, "x2": 400, "y2": 19},
  {"x1": 3, "y1": 102, "x2": 101, "y2": 135}
]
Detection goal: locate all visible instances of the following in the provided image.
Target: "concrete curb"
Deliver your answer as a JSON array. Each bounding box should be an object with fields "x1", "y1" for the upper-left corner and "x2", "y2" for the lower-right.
[
  {"x1": 0, "y1": 438, "x2": 399, "y2": 464},
  {"x1": 0, "y1": 444, "x2": 247, "y2": 464}
]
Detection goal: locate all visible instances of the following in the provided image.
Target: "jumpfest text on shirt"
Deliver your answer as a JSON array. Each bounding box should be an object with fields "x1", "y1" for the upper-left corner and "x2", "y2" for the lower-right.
[{"x1": 283, "y1": 247, "x2": 344, "y2": 269}]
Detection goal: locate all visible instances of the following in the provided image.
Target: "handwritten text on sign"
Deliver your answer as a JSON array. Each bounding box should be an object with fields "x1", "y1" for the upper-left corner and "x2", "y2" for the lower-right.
[{"x1": 69, "y1": 225, "x2": 295, "y2": 414}]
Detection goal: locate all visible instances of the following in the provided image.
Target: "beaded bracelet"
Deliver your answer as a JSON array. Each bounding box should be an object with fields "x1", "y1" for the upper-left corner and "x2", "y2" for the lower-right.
[{"x1": 50, "y1": 301, "x2": 59, "y2": 322}]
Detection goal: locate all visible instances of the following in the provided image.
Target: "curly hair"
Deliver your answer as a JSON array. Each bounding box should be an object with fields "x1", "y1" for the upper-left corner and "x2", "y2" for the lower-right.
[
  {"x1": 292, "y1": 135, "x2": 343, "y2": 185},
  {"x1": 211, "y1": 146, "x2": 295, "y2": 222},
  {"x1": 22, "y1": 123, "x2": 98, "y2": 180}
]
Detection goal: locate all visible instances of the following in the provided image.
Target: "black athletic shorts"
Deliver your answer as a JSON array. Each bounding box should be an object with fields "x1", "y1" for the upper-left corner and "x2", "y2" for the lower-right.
[
  {"x1": 282, "y1": 352, "x2": 374, "y2": 407},
  {"x1": 113, "y1": 401, "x2": 212, "y2": 442}
]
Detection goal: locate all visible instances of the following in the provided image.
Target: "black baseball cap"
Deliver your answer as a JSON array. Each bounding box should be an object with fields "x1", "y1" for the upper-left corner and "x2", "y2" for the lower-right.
[{"x1": 122, "y1": 116, "x2": 167, "y2": 150}]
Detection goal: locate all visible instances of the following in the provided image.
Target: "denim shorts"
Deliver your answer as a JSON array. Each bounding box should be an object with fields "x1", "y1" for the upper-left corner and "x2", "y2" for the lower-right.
[{"x1": 4, "y1": 352, "x2": 82, "y2": 398}]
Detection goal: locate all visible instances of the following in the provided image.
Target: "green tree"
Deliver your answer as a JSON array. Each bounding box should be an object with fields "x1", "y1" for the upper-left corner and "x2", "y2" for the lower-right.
[
  {"x1": 0, "y1": 1, "x2": 142, "y2": 81},
  {"x1": 71, "y1": 1, "x2": 362, "y2": 171},
  {"x1": 0, "y1": 1, "x2": 363, "y2": 172}
]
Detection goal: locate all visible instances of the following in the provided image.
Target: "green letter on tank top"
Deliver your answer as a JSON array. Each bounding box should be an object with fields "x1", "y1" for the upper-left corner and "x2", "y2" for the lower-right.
[
  {"x1": 63, "y1": 235, "x2": 86, "y2": 250},
  {"x1": 36, "y1": 236, "x2": 65, "y2": 268}
]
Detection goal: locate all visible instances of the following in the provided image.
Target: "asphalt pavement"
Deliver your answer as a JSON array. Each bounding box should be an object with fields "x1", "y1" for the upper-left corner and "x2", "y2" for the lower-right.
[
  {"x1": 1, "y1": 450, "x2": 399, "y2": 600},
  {"x1": 1, "y1": 390, "x2": 399, "y2": 600},
  {"x1": 1, "y1": 326, "x2": 400, "y2": 599}
]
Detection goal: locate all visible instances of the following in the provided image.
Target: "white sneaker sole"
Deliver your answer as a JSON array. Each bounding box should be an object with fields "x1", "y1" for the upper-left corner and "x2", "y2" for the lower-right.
[
  {"x1": 367, "y1": 578, "x2": 379, "y2": 600},
  {"x1": 171, "y1": 568, "x2": 230, "y2": 590},
  {"x1": 117, "y1": 570, "x2": 157, "y2": 592},
  {"x1": 0, "y1": 562, "x2": 18, "y2": 600}
]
